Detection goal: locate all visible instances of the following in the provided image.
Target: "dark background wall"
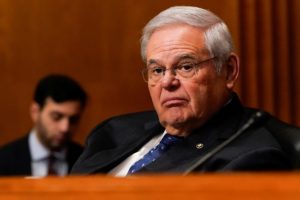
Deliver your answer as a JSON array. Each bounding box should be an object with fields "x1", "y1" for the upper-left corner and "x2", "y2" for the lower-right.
[{"x1": 0, "y1": 0, "x2": 299, "y2": 145}]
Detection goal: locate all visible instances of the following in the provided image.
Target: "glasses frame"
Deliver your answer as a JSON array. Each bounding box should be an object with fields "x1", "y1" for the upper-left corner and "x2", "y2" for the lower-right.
[{"x1": 141, "y1": 56, "x2": 217, "y2": 83}]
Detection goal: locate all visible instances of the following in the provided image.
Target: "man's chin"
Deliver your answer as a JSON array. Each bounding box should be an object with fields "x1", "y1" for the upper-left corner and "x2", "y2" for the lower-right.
[
  {"x1": 161, "y1": 110, "x2": 187, "y2": 123},
  {"x1": 49, "y1": 141, "x2": 66, "y2": 151},
  {"x1": 161, "y1": 116, "x2": 188, "y2": 128}
]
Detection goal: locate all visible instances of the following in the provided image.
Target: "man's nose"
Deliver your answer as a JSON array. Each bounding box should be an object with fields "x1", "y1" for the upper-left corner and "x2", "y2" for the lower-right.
[
  {"x1": 59, "y1": 119, "x2": 70, "y2": 133},
  {"x1": 160, "y1": 70, "x2": 180, "y2": 88}
]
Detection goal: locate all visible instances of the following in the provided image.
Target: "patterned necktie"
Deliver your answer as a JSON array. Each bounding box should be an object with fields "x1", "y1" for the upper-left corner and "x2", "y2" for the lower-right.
[{"x1": 127, "y1": 133, "x2": 183, "y2": 174}]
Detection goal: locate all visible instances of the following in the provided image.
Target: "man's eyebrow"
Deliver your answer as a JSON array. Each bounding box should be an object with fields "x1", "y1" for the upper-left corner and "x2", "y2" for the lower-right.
[
  {"x1": 147, "y1": 59, "x2": 161, "y2": 66},
  {"x1": 50, "y1": 111, "x2": 64, "y2": 116},
  {"x1": 175, "y1": 54, "x2": 198, "y2": 61},
  {"x1": 147, "y1": 54, "x2": 197, "y2": 67}
]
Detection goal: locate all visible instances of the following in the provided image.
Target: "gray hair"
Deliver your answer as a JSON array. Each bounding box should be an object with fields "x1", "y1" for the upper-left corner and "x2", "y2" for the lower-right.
[{"x1": 141, "y1": 6, "x2": 233, "y2": 72}]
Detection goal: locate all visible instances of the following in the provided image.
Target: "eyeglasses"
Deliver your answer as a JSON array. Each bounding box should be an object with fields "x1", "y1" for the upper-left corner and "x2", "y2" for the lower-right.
[{"x1": 141, "y1": 57, "x2": 217, "y2": 84}]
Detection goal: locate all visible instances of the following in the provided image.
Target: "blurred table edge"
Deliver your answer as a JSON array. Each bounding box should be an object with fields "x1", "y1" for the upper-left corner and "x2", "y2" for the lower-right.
[{"x1": 0, "y1": 172, "x2": 299, "y2": 199}]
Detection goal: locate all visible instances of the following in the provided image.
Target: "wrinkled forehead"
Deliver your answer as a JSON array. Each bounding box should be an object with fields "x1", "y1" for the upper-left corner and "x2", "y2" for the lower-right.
[{"x1": 146, "y1": 24, "x2": 210, "y2": 64}]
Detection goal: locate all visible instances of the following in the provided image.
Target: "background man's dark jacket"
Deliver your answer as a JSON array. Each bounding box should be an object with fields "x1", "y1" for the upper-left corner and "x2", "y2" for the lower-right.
[{"x1": 0, "y1": 135, "x2": 83, "y2": 176}]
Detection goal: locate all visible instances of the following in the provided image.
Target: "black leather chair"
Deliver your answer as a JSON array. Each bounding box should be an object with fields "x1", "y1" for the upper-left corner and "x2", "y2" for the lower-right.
[{"x1": 266, "y1": 117, "x2": 300, "y2": 169}]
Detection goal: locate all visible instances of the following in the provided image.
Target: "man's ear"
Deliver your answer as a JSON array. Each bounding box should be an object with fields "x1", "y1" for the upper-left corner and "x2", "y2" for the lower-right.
[
  {"x1": 224, "y1": 52, "x2": 240, "y2": 89},
  {"x1": 30, "y1": 102, "x2": 40, "y2": 123}
]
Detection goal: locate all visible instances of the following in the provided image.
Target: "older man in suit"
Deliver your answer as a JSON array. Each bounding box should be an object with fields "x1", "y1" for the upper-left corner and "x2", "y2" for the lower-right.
[
  {"x1": 71, "y1": 6, "x2": 293, "y2": 176},
  {"x1": 0, "y1": 74, "x2": 87, "y2": 177}
]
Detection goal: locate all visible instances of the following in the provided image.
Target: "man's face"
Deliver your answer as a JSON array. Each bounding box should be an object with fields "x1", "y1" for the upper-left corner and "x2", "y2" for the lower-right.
[
  {"x1": 31, "y1": 97, "x2": 83, "y2": 151},
  {"x1": 146, "y1": 24, "x2": 237, "y2": 135}
]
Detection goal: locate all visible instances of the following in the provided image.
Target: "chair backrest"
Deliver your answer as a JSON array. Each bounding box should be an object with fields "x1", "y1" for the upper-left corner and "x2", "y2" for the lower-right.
[{"x1": 266, "y1": 117, "x2": 300, "y2": 169}]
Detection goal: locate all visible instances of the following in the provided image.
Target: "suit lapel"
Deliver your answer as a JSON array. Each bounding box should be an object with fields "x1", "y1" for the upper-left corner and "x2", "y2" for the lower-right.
[
  {"x1": 139, "y1": 95, "x2": 247, "y2": 173},
  {"x1": 139, "y1": 124, "x2": 224, "y2": 173},
  {"x1": 14, "y1": 135, "x2": 32, "y2": 175},
  {"x1": 83, "y1": 120, "x2": 164, "y2": 173}
]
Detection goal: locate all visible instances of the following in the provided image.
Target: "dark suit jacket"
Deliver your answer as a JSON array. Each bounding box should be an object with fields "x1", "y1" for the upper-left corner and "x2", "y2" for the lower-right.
[
  {"x1": 0, "y1": 135, "x2": 83, "y2": 176},
  {"x1": 71, "y1": 95, "x2": 292, "y2": 175}
]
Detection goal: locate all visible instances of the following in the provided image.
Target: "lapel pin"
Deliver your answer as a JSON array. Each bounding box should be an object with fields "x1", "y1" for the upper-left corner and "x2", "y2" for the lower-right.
[{"x1": 196, "y1": 143, "x2": 204, "y2": 149}]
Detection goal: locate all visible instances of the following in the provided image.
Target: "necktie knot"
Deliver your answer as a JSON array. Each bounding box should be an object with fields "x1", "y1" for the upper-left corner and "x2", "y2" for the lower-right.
[
  {"x1": 160, "y1": 134, "x2": 183, "y2": 146},
  {"x1": 155, "y1": 134, "x2": 183, "y2": 152},
  {"x1": 127, "y1": 133, "x2": 183, "y2": 174}
]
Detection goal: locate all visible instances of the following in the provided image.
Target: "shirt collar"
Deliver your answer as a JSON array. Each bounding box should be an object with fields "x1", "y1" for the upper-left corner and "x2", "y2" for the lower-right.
[{"x1": 28, "y1": 129, "x2": 67, "y2": 161}]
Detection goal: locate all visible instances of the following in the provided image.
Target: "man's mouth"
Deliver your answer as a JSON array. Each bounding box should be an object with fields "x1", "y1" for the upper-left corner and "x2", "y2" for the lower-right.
[{"x1": 162, "y1": 97, "x2": 187, "y2": 107}]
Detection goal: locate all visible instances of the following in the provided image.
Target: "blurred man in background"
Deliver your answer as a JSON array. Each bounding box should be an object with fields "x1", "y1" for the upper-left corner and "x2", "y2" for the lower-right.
[{"x1": 0, "y1": 74, "x2": 87, "y2": 177}]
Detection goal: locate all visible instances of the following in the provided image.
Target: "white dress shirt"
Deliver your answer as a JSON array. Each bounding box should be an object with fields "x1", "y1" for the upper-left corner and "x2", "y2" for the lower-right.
[{"x1": 28, "y1": 129, "x2": 68, "y2": 177}]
